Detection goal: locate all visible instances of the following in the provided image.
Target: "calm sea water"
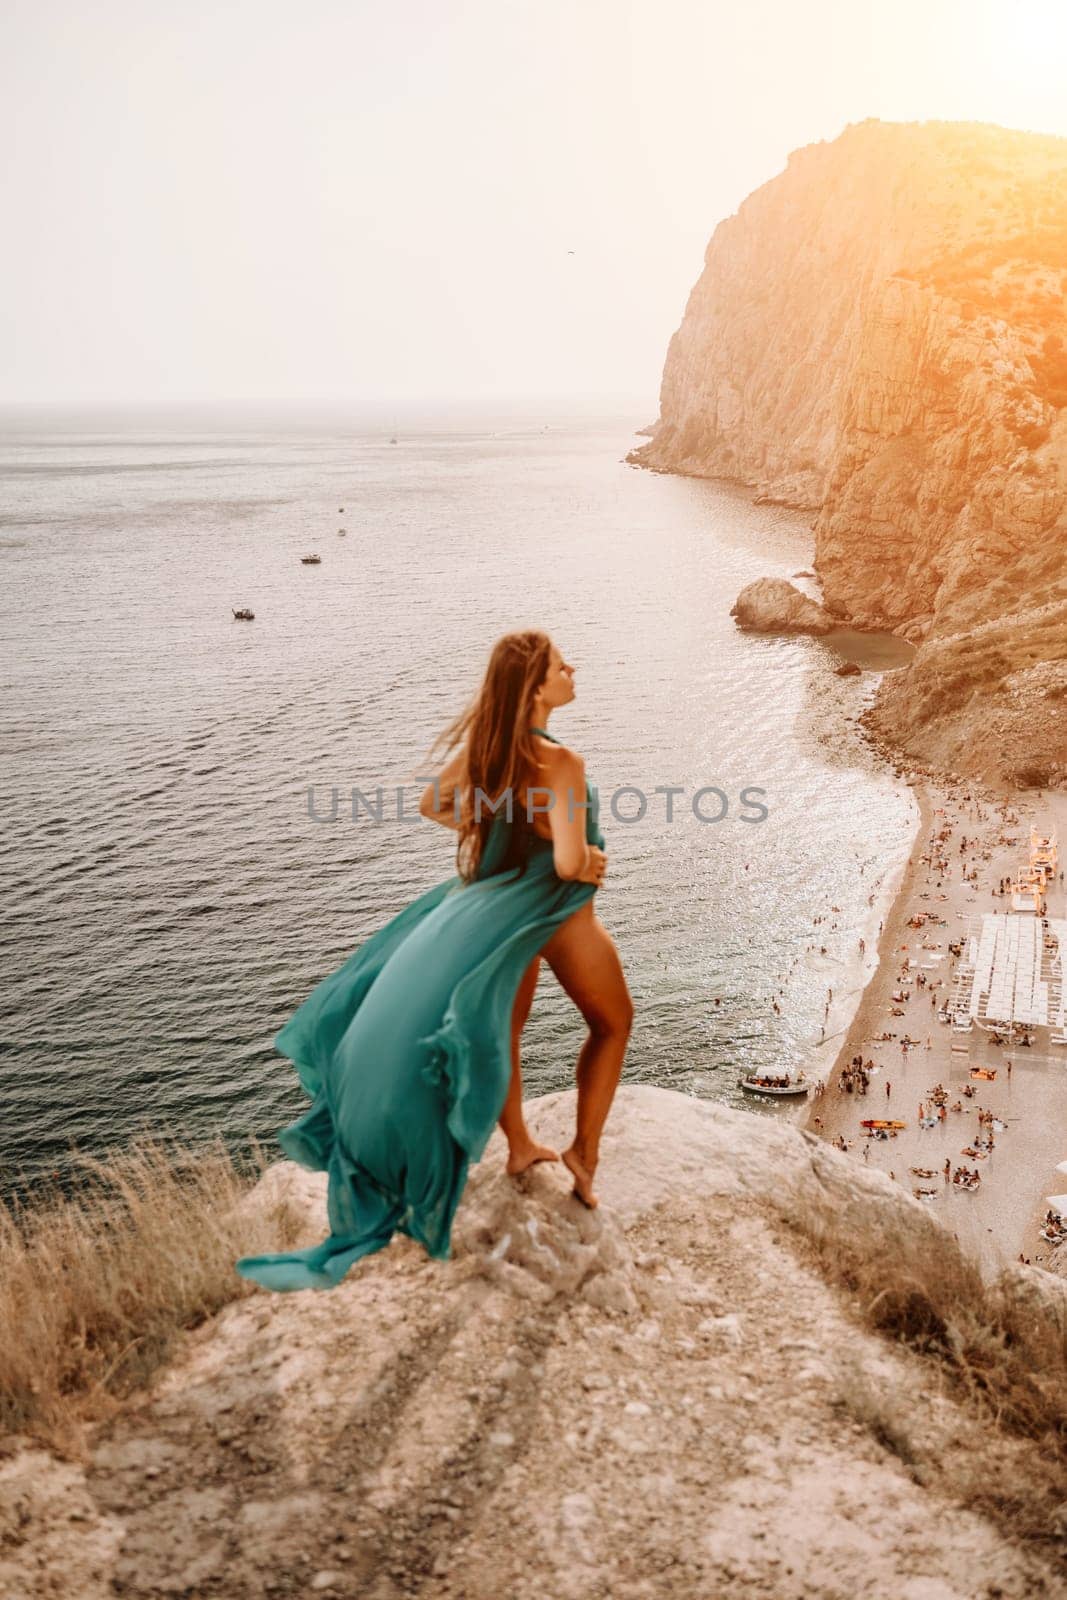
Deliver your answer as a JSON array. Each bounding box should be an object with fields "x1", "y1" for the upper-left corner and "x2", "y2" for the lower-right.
[{"x1": 0, "y1": 407, "x2": 916, "y2": 1187}]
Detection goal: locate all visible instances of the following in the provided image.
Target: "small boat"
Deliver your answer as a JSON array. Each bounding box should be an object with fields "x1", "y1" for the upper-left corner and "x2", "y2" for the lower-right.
[
  {"x1": 339, "y1": 507, "x2": 345, "y2": 513},
  {"x1": 232, "y1": 607, "x2": 255, "y2": 621},
  {"x1": 860, "y1": 1118, "x2": 907, "y2": 1131},
  {"x1": 300, "y1": 554, "x2": 322, "y2": 565},
  {"x1": 338, "y1": 528, "x2": 347, "y2": 536},
  {"x1": 738, "y1": 1070, "x2": 812, "y2": 1098}
]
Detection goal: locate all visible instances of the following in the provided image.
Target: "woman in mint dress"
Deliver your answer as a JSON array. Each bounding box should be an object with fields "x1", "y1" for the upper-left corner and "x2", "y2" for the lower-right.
[{"x1": 236, "y1": 629, "x2": 633, "y2": 1291}]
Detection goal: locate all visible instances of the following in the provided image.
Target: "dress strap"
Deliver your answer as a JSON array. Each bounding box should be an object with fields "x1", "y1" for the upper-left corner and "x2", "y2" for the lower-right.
[{"x1": 528, "y1": 725, "x2": 561, "y2": 744}]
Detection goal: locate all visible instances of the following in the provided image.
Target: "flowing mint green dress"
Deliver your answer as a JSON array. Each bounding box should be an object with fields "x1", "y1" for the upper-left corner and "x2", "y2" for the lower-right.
[{"x1": 236, "y1": 727, "x2": 604, "y2": 1291}]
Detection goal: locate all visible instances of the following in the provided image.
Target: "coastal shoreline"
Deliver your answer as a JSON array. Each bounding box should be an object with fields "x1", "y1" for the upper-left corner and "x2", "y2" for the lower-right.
[
  {"x1": 798, "y1": 770, "x2": 1067, "y2": 1275},
  {"x1": 622, "y1": 446, "x2": 1066, "y2": 1276},
  {"x1": 796, "y1": 778, "x2": 922, "y2": 1091},
  {"x1": 798, "y1": 779, "x2": 934, "y2": 1101}
]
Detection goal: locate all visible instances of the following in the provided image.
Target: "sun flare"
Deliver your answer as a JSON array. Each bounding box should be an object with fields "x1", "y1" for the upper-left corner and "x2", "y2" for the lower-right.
[{"x1": 981, "y1": 0, "x2": 1067, "y2": 86}]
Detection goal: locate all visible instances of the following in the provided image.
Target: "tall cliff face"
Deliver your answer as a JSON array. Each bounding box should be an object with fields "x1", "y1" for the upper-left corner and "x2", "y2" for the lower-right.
[{"x1": 632, "y1": 119, "x2": 1067, "y2": 787}]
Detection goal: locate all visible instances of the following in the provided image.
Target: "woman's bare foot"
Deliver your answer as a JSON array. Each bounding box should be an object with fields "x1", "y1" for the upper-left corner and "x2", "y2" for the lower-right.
[
  {"x1": 562, "y1": 1145, "x2": 598, "y2": 1208},
  {"x1": 506, "y1": 1139, "x2": 560, "y2": 1176}
]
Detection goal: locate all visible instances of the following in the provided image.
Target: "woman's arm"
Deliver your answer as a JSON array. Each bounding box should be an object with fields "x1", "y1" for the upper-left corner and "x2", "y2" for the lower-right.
[
  {"x1": 418, "y1": 745, "x2": 467, "y2": 831},
  {"x1": 540, "y1": 747, "x2": 603, "y2": 882}
]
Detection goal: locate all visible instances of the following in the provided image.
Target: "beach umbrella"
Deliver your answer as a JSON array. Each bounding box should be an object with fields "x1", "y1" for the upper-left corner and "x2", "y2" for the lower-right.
[
  {"x1": 1045, "y1": 1194, "x2": 1067, "y2": 1213},
  {"x1": 1056, "y1": 1161, "x2": 1067, "y2": 1176}
]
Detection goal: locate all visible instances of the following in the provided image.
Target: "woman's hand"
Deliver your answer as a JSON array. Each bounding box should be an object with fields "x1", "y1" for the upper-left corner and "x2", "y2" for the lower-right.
[
  {"x1": 577, "y1": 845, "x2": 608, "y2": 887},
  {"x1": 418, "y1": 744, "x2": 468, "y2": 830}
]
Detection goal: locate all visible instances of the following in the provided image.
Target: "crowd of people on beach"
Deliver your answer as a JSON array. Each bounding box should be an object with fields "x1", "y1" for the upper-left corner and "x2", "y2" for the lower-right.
[
  {"x1": 1040, "y1": 1208, "x2": 1066, "y2": 1246},
  {"x1": 839, "y1": 1054, "x2": 873, "y2": 1094},
  {"x1": 809, "y1": 782, "x2": 1065, "y2": 1258}
]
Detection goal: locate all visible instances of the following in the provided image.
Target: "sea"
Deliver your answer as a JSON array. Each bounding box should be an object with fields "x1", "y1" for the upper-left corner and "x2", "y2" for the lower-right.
[{"x1": 0, "y1": 404, "x2": 919, "y2": 1190}]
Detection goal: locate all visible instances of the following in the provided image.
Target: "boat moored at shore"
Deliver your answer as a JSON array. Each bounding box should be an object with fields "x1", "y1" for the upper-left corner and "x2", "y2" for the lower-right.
[{"x1": 739, "y1": 1069, "x2": 813, "y2": 1098}]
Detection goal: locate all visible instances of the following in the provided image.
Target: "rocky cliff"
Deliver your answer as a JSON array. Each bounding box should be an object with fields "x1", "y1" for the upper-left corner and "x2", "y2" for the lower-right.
[
  {"x1": 630, "y1": 119, "x2": 1067, "y2": 787},
  {"x1": 3, "y1": 1087, "x2": 1066, "y2": 1598}
]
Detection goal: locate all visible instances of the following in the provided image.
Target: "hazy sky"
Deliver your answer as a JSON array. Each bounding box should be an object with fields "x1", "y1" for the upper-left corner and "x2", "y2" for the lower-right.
[{"x1": 2, "y1": 0, "x2": 1066, "y2": 408}]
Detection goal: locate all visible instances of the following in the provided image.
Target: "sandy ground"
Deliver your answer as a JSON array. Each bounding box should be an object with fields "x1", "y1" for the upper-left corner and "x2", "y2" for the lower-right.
[
  {"x1": 800, "y1": 780, "x2": 1067, "y2": 1273},
  {"x1": 3, "y1": 1088, "x2": 1065, "y2": 1600}
]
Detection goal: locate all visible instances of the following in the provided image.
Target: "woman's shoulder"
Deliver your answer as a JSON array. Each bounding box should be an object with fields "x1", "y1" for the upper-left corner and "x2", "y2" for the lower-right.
[{"x1": 532, "y1": 733, "x2": 585, "y2": 772}]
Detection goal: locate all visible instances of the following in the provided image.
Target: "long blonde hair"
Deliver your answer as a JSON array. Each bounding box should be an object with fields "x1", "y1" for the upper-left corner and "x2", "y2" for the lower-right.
[{"x1": 424, "y1": 629, "x2": 554, "y2": 882}]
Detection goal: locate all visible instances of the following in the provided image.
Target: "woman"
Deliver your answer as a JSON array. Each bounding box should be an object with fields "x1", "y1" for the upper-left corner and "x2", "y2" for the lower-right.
[{"x1": 236, "y1": 629, "x2": 632, "y2": 1292}]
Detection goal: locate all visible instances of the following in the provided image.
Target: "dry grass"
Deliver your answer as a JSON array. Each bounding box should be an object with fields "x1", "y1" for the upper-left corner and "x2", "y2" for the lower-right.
[
  {"x1": 0, "y1": 1138, "x2": 293, "y2": 1449},
  {"x1": 785, "y1": 1186, "x2": 1067, "y2": 1558}
]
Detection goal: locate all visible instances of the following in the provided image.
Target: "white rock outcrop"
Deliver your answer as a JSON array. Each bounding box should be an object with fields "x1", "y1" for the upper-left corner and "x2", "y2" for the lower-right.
[{"x1": 2, "y1": 1086, "x2": 1065, "y2": 1599}]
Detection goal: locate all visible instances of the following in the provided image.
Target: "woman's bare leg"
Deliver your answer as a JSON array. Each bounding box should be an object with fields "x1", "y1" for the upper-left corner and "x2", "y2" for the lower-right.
[
  {"x1": 499, "y1": 954, "x2": 559, "y2": 1173},
  {"x1": 540, "y1": 901, "x2": 633, "y2": 1206}
]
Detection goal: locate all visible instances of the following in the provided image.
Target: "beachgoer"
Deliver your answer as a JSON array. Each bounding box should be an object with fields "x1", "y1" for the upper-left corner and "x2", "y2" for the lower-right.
[{"x1": 236, "y1": 631, "x2": 631, "y2": 1290}]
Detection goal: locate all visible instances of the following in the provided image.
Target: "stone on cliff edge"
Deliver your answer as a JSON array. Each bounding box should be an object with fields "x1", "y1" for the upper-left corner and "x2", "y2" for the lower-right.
[{"x1": 730, "y1": 577, "x2": 835, "y2": 636}]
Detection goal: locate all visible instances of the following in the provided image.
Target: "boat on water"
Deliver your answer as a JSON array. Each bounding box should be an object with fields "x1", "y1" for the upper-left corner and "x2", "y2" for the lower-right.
[
  {"x1": 300, "y1": 554, "x2": 322, "y2": 564},
  {"x1": 738, "y1": 1069, "x2": 812, "y2": 1098},
  {"x1": 338, "y1": 527, "x2": 347, "y2": 536},
  {"x1": 231, "y1": 607, "x2": 255, "y2": 621}
]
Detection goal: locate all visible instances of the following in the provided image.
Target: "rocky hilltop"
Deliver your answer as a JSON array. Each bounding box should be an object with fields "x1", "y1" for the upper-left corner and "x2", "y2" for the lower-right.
[
  {"x1": 3, "y1": 1087, "x2": 1066, "y2": 1599},
  {"x1": 630, "y1": 120, "x2": 1067, "y2": 787}
]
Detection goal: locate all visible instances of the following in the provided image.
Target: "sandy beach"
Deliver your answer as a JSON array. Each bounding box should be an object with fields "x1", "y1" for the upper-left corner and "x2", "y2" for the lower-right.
[{"x1": 800, "y1": 777, "x2": 1067, "y2": 1274}]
